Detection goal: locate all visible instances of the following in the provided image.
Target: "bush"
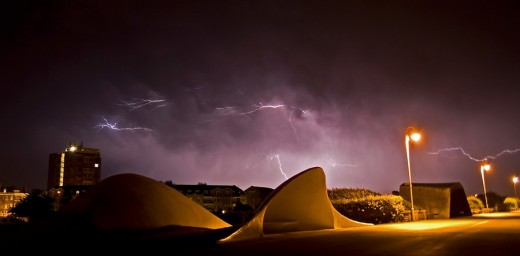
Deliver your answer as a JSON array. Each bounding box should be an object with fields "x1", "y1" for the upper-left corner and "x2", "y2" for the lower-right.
[
  {"x1": 503, "y1": 197, "x2": 520, "y2": 211},
  {"x1": 328, "y1": 188, "x2": 381, "y2": 201},
  {"x1": 467, "y1": 195, "x2": 484, "y2": 213},
  {"x1": 328, "y1": 188, "x2": 406, "y2": 224}
]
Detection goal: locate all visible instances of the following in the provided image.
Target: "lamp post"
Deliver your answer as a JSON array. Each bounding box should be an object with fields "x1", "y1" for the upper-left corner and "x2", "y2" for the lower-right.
[
  {"x1": 405, "y1": 126, "x2": 421, "y2": 221},
  {"x1": 480, "y1": 161, "x2": 491, "y2": 210},
  {"x1": 513, "y1": 176, "x2": 518, "y2": 198}
]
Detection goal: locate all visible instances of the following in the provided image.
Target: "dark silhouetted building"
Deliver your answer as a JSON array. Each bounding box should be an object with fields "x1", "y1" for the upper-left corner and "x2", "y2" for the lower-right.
[
  {"x1": 168, "y1": 183, "x2": 274, "y2": 214},
  {"x1": 48, "y1": 142, "x2": 101, "y2": 190},
  {"x1": 243, "y1": 186, "x2": 274, "y2": 211},
  {"x1": 170, "y1": 183, "x2": 244, "y2": 213}
]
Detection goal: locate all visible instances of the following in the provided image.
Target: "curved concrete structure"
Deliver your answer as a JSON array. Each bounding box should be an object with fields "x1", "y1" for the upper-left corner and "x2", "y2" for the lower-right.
[
  {"x1": 399, "y1": 182, "x2": 472, "y2": 219},
  {"x1": 62, "y1": 173, "x2": 232, "y2": 231},
  {"x1": 220, "y1": 167, "x2": 372, "y2": 242}
]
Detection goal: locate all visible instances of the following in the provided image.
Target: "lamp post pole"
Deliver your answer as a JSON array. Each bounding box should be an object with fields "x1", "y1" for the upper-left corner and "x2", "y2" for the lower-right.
[
  {"x1": 480, "y1": 162, "x2": 491, "y2": 210},
  {"x1": 405, "y1": 135, "x2": 414, "y2": 221},
  {"x1": 405, "y1": 127, "x2": 421, "y2": 222},
  {"x1": 513, "y1": 176, "x2": 518, "y2": 198}
]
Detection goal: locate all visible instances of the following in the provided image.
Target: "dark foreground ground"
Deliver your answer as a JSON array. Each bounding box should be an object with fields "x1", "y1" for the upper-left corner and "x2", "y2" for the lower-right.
[
  {"x1": 2, "y1": 212, "x2": 520, "y2": 255},
  {"x1": 0, "y1": 221, "x2": 238, "y2": 252}
]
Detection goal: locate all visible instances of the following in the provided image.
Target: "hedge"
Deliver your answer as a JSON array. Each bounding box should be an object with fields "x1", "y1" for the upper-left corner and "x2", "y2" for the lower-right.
[{"x1": 329, "y1": 188, "x2": 407, "y2": 224}]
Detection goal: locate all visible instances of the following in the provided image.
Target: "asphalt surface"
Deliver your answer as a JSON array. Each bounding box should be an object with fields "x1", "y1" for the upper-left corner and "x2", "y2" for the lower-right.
[{"x1": 202, "y1": 212, "x2": 520, "y2": 256}]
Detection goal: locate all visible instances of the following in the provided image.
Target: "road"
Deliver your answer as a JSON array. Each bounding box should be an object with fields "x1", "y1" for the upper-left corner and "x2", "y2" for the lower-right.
[{"x1": 193, "y1": 212, "x2": 520, "y2": 256}]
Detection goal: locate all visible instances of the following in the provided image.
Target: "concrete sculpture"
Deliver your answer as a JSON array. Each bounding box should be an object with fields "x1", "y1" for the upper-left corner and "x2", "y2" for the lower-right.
[
  {"x1": 220, "y1": 166, "x2": 372, "y2": 242},
  {"x1": 62, "y1": 173, "x2": 232, "y2": 231}
]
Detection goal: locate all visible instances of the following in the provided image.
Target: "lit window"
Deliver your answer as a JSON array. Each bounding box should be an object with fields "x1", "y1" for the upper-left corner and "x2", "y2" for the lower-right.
[{"x1": 94, "y1": 163, "x2": 99, "y2": 168}]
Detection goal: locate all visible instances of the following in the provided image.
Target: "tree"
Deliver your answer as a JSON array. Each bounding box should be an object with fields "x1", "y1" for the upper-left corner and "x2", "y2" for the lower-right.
[
  {"x1": 9, "y1": 189, "x2": 55, "y2": 223},
  {"x1": 485, "y1": 191, "x2": 506, "y2": 212},
  {"x1": 163, "y1": 180, "x2": 174, "y2": 187}
]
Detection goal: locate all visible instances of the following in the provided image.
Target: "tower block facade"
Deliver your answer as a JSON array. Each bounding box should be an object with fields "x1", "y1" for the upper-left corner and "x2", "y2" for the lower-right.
[{"x1": 48, "y1": 142, "x2": 101, "y2": 190}]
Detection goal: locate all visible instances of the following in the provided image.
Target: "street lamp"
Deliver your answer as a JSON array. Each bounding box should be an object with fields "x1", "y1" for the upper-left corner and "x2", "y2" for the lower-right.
[
  {"x1": 405, "y1": 126, "x2": 421, "y2": 221},
  {"x1": 513, "y1": 176, "x2": 518, "y2": 198},
  {"x1": 480, "y1": 161, "x2": 491, "y2": 210}
]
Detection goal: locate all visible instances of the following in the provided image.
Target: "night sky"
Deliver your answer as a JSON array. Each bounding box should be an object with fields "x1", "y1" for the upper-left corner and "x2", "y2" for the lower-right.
[{"x1": 2, "y1": 0, "x2": 520, "y2": 197}]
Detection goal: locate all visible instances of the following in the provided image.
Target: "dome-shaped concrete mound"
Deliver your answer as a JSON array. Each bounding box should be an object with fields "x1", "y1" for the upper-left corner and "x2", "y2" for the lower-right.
[
  {"x1": 3, "y1": 173, "x2": 234, "y2": 250},
  {"x1": 63, "y1": 173, "x2": 232, "y2": 232},
  {"x1": 220, "y1": 166, "x2": 372, "y2": 242}
]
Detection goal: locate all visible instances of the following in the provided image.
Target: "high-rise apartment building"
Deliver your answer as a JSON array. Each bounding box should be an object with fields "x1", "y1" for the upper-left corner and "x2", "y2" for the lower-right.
[{"x1": 47, "y1": 142, "x2": 101, "y2": 190}]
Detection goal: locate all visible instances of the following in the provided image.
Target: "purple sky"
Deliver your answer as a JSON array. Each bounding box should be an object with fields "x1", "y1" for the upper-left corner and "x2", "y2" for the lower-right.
[{"x1": 2, "y1": 0, "x2": 520, "y2": 197}]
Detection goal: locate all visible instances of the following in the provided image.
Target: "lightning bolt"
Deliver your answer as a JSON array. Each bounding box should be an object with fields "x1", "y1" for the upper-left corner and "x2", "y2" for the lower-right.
[
  {"x1": 199, "y1": 85, "x2": 311, "y2": 142},
  {"x1": 216, "y1": 102, "x2": 306, "y2": 116},
  {"x1": 95, "y1": 117, "x2": 152, "y2": 132},
  {"x1": 96, "y1": 97, "x2": 165, "y2": 132},
  {"x1": 428, "y1": 147, "x2": 520, "y2": 162},
  {"x1": 288, "y1": 108, "x2": 304, "y2": 142},
  {"x1": 215, "y1": 106, "x2": 237, "y2": 116},
  {"x1": 214, "y1": 102, "x2": 308, "y2": 141},
  {"x1": 324, "y1": 157, "x2": 359, "y2": 168},
  {"x1": 270, "y1": 154, "x2": 288, "y2": 180},
  {"x1": 237, "y1": 102, "x2": 286, "y2": 115},
  {"x1": 118, "y1": 98, "x2": 167, "y2": 111}
]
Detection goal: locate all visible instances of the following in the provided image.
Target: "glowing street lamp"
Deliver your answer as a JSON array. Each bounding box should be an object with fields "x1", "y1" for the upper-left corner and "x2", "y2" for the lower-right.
[
  {"x1": 405, "y1": 126, "x2": 421, "y2": 221},
  {"x1": 480, "y1": 161, "x2": 491, "y2": 210},
  {"x1": 513, "y1": 176, "x2": 518, "y2": 198}
]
